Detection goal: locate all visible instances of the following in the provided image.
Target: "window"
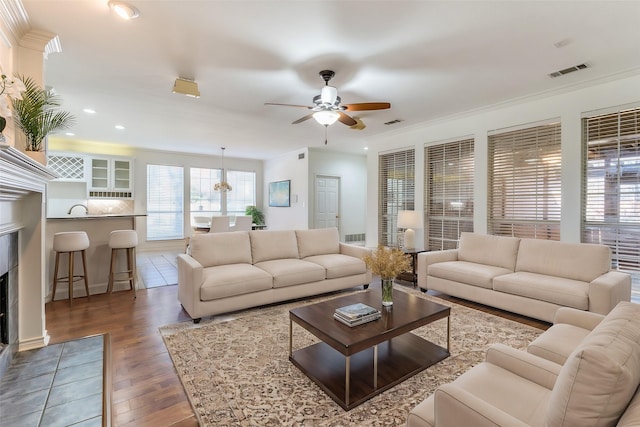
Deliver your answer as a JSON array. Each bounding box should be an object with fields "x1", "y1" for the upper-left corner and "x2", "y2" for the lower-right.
[
  {"x1": 147, "y1": 164, "x2": 184, "y2": 240},
  {"x1": 425, "y1": 138, "x2": 474, "y2": 250},
  {"x1": 190, "y1": 167, "x2": 222, "y2": 224},
  {"x1": 226, "y1": 170, "x2": 256, "y2": 215},
  {"x1": 378, "y1": 149, "x2": 415, "y2": 247},
  {"x1": 488, "y1": 121, "x2": 561, "y2": 240},
  {"x1": 582, "y1": 106, "x2": 640, "y2": 288}
]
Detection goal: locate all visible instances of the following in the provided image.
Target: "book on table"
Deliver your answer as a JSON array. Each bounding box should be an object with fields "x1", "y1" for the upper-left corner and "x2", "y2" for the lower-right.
[{"x1": 334, "y1": 303, "x2": 381, "y2": 326}]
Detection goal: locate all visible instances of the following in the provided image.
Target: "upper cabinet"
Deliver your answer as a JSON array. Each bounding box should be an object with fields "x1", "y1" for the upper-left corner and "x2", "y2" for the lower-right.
[
  {"x1": 89, "y1": 156, "x2": 134, "y2": 198},
  {"x1": 47, "y1": 152, "x2": 87, "y2": 182}
]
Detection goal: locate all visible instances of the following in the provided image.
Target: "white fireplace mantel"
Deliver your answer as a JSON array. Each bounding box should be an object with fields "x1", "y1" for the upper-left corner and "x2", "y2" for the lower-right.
[{"x1": 0, "y1": 143, "x2": 57, "y2": 351}]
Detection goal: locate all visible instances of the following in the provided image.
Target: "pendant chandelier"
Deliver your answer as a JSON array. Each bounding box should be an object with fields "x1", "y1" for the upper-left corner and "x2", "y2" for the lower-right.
[{"x1": 213, "y1": 147, "x2": 232, "y2": 192}]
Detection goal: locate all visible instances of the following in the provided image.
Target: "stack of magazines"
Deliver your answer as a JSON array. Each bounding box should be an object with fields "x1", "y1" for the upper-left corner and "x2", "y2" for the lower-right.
[{"x1": 334, "y1": 303, "x2": 381, "y2": 326}]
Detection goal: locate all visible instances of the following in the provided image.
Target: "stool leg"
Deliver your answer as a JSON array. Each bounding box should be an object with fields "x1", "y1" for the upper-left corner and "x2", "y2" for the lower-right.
[
  {"x1": 68, "y1": 252, "x2": 74, "y2": 307},
  {"x1": 52, "y1": 251, "x2": 60, "y2": 302},
  {"x1": 81, "y1": 249, "x2": 90, "y2": 301},
  {"x1": 132, "y1": 247, "x2": 137, "y2": 299},
  {"x1": 108, "y1": 248, "x2": 116, "y2": 293},
  {"x1": 127, "y1": 247, "x2": 137, "y2": 298}
]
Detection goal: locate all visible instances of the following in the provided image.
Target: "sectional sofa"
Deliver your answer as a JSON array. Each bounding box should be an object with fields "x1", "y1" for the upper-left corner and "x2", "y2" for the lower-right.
[
  {"x1": 417, "y1": 232, "x2": 631, "y2": 322},
  {"x1": 177, "y1": 227, "x2": 371, "y2": 322},
  {"x1": 407, "y1": 301, "x2": 640, "y2": 427}
]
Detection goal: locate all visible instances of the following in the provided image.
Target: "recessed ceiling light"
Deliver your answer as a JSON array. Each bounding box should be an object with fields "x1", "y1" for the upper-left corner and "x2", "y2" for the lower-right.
[
  {"x1": 108, "y1": 1, "x2": 140, "y2": 20},
  {"x1": 115, "y1": 125, "x2": 125, "y2": 130},
  {"x1": 83, "y1": 108, "x2": 96, "y2": 114},
  {"x1": 364, "y1": 147, "x2": 369, "y2": 150},
  {"x1": 65, "y1": 132, "x2": 75, "y2": 136}
]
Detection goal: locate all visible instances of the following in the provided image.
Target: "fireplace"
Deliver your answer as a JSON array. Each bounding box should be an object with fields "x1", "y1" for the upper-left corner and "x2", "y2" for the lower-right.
[
  {"x1": 0, "y1": 231, "x2": 19, "y2": 378},
  {"x1": 0, "y1": 273, "x2": 7, "y2": 345}
]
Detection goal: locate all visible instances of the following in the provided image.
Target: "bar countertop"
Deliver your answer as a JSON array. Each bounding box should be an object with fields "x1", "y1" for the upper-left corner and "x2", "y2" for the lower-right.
[{"x1": 47, "y1": 214, "x2": 147, "y2": 220}]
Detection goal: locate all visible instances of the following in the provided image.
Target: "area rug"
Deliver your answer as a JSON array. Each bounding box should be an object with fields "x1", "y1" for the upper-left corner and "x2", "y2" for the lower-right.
[{"x1": 160, "y1": 286, "x2": 543, "y2": 426}]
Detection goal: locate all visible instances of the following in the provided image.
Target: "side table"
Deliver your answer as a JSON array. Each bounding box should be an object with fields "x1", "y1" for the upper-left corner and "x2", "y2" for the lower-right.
[{"x1": 396, "y1": 249, "x2": 426, "y2": 287}]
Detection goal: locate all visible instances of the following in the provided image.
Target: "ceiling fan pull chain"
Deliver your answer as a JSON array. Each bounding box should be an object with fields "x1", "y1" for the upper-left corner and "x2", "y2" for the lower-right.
[{"x1": 324, "y1": 125, "x2": 328, "y2": 145}]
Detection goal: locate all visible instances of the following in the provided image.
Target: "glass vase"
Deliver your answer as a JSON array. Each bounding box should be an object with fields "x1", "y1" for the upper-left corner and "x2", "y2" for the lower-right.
[{"x1": 382, "y1": 278, "x2": 393, "y2": 307}]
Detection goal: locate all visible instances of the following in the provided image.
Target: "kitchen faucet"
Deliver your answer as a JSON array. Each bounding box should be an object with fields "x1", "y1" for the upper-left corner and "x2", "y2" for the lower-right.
[{"x1": 67, "y1": 204, "x2": 88, "y2": 215}]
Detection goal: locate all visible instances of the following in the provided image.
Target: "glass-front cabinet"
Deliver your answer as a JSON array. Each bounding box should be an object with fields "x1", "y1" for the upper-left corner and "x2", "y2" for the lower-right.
[{"x1": 89, "y1": 156, "x2": 133, "y2": 198}]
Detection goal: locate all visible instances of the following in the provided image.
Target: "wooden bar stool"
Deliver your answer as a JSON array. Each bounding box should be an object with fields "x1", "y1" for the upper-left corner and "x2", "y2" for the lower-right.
[
  {"x1": 108, "y1": 230, "x2": 138, "y2": 298},
  {"x1": 52, "y1": 231, "x2": 91, "y2": 306}
]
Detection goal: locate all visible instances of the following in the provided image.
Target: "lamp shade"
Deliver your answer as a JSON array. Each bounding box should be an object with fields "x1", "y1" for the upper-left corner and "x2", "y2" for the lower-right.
[{"x1": 397, "y1": 210, "x2": 422, "y2": 229}]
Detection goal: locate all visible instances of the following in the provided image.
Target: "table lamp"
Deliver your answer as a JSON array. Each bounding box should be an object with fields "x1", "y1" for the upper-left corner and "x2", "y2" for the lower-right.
[{"x1": 397, "y1": 210, "x2": 423, "y2": 250}]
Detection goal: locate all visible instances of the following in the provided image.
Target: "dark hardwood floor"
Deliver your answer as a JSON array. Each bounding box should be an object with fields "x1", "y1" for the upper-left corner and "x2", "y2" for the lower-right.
[{"x1": 45, "y1": 282, "x2": 549, "y2": 427}]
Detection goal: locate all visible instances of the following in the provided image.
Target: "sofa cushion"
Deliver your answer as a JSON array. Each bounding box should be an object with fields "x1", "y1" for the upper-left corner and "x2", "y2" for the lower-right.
[
  {"x1": 304, "y1": 254, "x2": 366, "y2": 279},
  {"x1": 250, "y1": 230, "x2": 299, "y2": 263},
  {"x1": 516, "y1": 239, "x2": 611, "y2": 282},
  {"x1": 189, "y1": 231, "x2": 252, "y2": 268},
  {"x1": 617, "y1": 387, "x2": 640, "y2": 427},
  {"x1": 200, "y1": 264, "x2": 273, "y2": 301},
  {"x1": 528, "y1": 323, "x2": 593, "y2": 365},
  {"x1": 493, "y1": 272, "x2": 589, "y2": 310},
  {"x1": 458, "y1": 232, "x2": 521, "y2": 271},
  {"x1": 546, "y1": 302, "x2": 640, "y2": 427},
  {"x1": 295, "y1": 228, "x2": 340, "y2": 258},
  {"x1": 254, "y1": 259, "x2": 326, "y2": 288},
  {"x1": 428, "y1": 261, "x2": 512, "y2": 289}
]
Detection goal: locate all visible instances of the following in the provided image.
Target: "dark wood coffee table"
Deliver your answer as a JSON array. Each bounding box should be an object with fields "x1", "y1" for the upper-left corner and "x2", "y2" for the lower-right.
[{"x1": 289, "y1": 289, "x2": 450, "y2": 410}]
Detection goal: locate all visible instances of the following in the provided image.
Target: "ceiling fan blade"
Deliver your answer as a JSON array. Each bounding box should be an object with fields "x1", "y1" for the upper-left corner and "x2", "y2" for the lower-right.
[
  {"x1": 292, "y1": 114, "x2": 314, "y2": 124},
  {"x1": 343, "y1": 102, "x2": 391, "y2": 111},
  {"x1": 337, "y1": 112, "x2": 357, "y2": 126},
  {"x1": 264, "y1": 102, "x2": 313, "y2": 109}
]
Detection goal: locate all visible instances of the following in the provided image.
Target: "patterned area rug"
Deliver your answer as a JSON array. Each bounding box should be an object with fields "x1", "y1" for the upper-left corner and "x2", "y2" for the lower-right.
[{"x1": 160, "y1": 286, "x2": 543, "y2": 426}]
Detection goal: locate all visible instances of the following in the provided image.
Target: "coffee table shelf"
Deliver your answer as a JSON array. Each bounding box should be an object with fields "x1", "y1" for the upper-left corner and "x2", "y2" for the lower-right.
[{"x1": 289, "y1": 290, "x2": 450, "y2": 410}]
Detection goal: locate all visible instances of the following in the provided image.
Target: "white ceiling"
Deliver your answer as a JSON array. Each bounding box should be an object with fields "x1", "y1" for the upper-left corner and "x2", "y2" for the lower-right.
[{"x1": 20, "y1": 0, "x2": 640, "y2": 159}]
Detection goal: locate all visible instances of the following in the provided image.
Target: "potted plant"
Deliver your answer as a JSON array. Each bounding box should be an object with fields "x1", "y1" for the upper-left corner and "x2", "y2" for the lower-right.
[
  {"x1": 245, "y1": 205, "x2": 264, "y2": 225},
  {"x1": 362, "y1": 245, "x2": 411, "y2": 306},
  {"x1": 11, "y1": 75, "x2": 75, "y2": 154}
]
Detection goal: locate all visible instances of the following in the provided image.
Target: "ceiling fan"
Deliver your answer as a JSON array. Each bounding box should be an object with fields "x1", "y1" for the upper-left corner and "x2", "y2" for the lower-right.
[{"x1": 265, "y1": 70, "x2": 391, "y2": 127}]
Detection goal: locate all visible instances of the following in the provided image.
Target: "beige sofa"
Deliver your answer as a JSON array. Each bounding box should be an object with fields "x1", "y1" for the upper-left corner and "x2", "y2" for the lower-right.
[
  {"x1": 407, "y1": 301, "x2": 640, "y2": 427},
  {"x1": 417, "y1": 232, "x2": 631, "y2": 322},
  {"x1": 177, "y1": 227, "x2": 371, "y2": 322}
]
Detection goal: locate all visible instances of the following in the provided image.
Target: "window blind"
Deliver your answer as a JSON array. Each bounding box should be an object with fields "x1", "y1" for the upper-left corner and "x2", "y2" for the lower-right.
[
  {"x1": 189, "y1": 167, "x2": 222, "y2": 223},
  {"x1": 488, "y1": 121, "x2": 561, "y2": 240},
  {"x1": 147, "y1": 164, "x2": 184, "y2": 240},
  {"x1": 226, "y1": 170, "x2": 256, "y2": 215},
  {"x1": 378, "y1": 148, "x2": 415, "y2": 247},
  {"x1": 425, "y1": 138, "x2": 474, "y2": 250},
  {"x1": 582, "y1": 107, "x2": 640, "y2": 277}
]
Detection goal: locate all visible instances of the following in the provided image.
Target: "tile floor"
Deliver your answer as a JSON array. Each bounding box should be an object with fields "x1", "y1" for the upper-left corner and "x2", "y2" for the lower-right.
[
  {"x1": 0, "y1": 335, "x2": 105, "y2": 426},
  {"x1": 137, "y1": 251, "x2": 179, "y2": 288}
]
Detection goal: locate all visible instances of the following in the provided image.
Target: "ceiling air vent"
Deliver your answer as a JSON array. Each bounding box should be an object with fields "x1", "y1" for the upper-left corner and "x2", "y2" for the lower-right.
[
  {"x1": 384, "y1": 119, "x2": 404, "y2": 126},
  {"x1": 549, "y1": 63, "x2": 589, "y2": 78}
]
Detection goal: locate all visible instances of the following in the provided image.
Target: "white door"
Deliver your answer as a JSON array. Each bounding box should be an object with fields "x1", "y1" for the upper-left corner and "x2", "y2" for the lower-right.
[{"x1": 314, "y1": 176, "x2": 340, "y2": 231}]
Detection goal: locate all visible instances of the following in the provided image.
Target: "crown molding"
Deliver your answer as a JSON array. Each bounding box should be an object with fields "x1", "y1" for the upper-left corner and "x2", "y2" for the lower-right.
[{"x1": 0, "y1": 0, "x2": 30, "y2": 43}]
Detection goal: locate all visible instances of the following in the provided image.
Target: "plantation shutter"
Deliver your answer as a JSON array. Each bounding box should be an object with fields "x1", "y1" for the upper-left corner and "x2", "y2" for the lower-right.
[
  {"x1": 147, "y1": 164, "x2": 184, "y2": 240},
  {"x1": 488, "y1": 121, "x2": 561, "y2": 240},
  {"x1": 425, "y1": 138, "x2": 474, "y2": 250},
  {"x1": 378, "y1": 148, "x2": 415, "y2": 247},
  {"x1": 582, "y1": 106, "x2": 640, "y2": 279}
]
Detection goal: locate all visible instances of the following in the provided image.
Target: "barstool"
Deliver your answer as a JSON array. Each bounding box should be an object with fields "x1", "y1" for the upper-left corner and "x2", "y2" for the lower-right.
[
  {"x1": 52, "y1": 231, "x2": 91, "y2": 306},
  {"x1": 108, "y1": 230, "x2": 138, "y2": 298}
]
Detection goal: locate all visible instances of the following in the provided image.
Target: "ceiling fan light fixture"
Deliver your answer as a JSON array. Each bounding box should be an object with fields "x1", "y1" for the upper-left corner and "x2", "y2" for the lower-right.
[
  {"x1": 108, "y1": 1, "x2": 140, "y2": 20},
  {"x1": 172, "y1": 78, "x2": 200, "y2": 98},
  {"x1": 313, "y1": 110, "x2": 340, "y2": 126},
  {"x1": 320, "y1": 85, "x2": 338, "y2": 104}
]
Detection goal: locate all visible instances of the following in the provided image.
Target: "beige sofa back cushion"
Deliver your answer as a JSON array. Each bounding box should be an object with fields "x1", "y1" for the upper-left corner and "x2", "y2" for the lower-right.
[
  {"x1": 250, "y1": 230, "x2": 299, "y2": 263},
  {"x1": 516, "y1": 239, "x2": 611, "y2": 282},
  {"x1": 458, "y1": 232, "x2": 520, "y2": 271},
  {"x1": 295, "y1": 228, "x2": 340, "y2": 259},
  {"x1": 189, "y1": 231, "x2": 252, "y2": 267},
  {"x1": 546, "y1": 302, "x2": 640, "y2": 427}
]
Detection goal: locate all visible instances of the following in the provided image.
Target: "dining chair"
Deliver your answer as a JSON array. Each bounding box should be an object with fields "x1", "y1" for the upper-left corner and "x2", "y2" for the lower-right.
[
  {"x1": 209, "y1": 216, "x2": 230, "y2": 233},
  {"x1": 230, "y1": 215, "x2": 252, "y2": 231}
]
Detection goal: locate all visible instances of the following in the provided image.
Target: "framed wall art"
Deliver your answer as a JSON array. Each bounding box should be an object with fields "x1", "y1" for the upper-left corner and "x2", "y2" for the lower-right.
[{"x1": 269, "y1": 180, "x2": 290, "y2": 207}]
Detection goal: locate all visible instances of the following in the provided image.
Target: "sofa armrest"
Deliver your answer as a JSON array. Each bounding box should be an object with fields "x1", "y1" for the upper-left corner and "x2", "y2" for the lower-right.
[
  {"x1": 339, "y1": 242, "x2": 371, "y2": 259},
  {"x1": 588, "y1": 270, "x2": 632, "y2": 315},
  {"x1": 485, "y1": 344, "x2": 560, "y2": 390},
  {"x1": 553, "y1": 306, "x2": 604, "y2": 330},
  {"x1": 177, "y1": 254, "x2": 204, "y2": 319},
  {"x1": 417, "y1": 249, "x2": 459, "y2": 289},
  {"x1": 434, "y1": 383, "x2": 530, "y2": 427}
]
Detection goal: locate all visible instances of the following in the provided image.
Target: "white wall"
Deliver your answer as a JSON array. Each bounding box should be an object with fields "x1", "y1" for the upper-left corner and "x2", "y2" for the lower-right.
[
  {"x1": 263, "y1": 148, "x2": 309, "y2": 230},
  {"x1": 308, "y1": 148, "x2": 367, "y2": 241},
  {"x1": 366, "y1": 72, "x2": 640, "y2": 247}
]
